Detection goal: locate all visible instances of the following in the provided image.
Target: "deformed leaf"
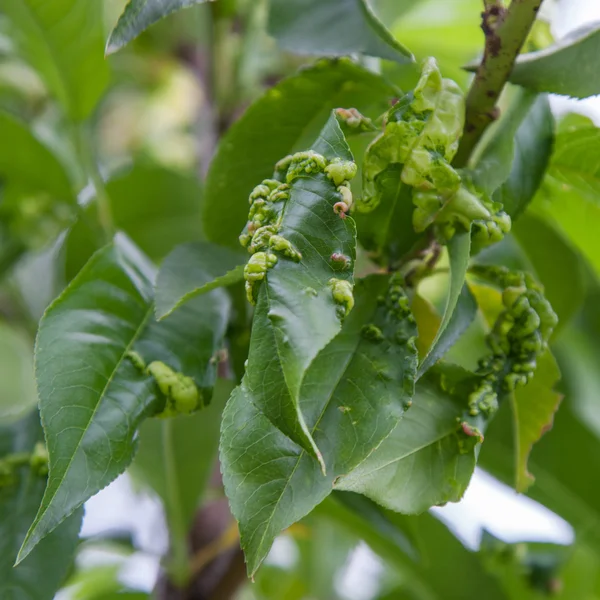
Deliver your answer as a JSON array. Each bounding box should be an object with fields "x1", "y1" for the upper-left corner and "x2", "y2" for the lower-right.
[
  {"x1": 268, "y1": 0, "x2": 414, "y2": 63},
  {"x1": 204, "y1": 59, "x2": 396, "y2": 247},
  {"x1": 241, "y1": 114, "x2": 357, "y2": 462},
  {"x1": 107, "y1": 0, "x2": 210, "y2": 54},
  {"x1": 510, "y1": 22, "x2": 600, "y2": 99},
  {"x1": 18, "y1": 235, "x2": 230, "y2": 562},
  {"x1": 336, "y1": 365, "x2": 479, "y2": 512},
  {"x1": 220, "y1": 275, "x2": 418, "y2": 576},
  {"x1": 0, "y1": 0, "x2": 109, "y2": 120},
  {"x1": 512, "y1": 350, "x2": 562, "y2": 492},
  {"x1": 0, "y1": 411, "x2": 82, "y2": 600},
  {"x1": 417, "y1": 231, "x2": 475, "y2": 378},
  {"x1": 155, "y1": 242, "x2": 246, "y2": 319}
]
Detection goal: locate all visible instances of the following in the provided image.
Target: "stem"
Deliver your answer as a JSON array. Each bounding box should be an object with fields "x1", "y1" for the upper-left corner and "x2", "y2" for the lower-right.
[
  {"x1": 76, "y1": 123, "x2": 115, "y2": 240},
  {"x1": 453, "y1": 0, "x2": 543, "y2": 167}
]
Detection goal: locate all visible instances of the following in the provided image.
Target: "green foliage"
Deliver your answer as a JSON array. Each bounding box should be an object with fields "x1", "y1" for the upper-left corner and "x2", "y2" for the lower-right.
[
  {"x1": 269, "y1": 0, "x2": 414, "y2": 63},
  {"x1": 510, "y1": 23, "x2": 600, "y2": 99},
  {"x1": 0, "y1": 0, "x2": 109, "y2": 120},
  {"x1": 0, "y1": 411, "x2": 82, "y2": 600}
]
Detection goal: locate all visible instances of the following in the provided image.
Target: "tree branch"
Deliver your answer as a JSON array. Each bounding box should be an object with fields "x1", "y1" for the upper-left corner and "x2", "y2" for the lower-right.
[{"x1": 453, "y1": 0, "x2": 544, "y2": 167}]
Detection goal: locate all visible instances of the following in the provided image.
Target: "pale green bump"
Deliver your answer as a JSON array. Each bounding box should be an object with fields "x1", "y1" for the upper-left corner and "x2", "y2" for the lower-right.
[
  {"x1": 328, "y1": 278, "x2": 354, "y2": 318},
  {"x1": 361, "y1": 324, "x2": 384, "y2": 342},
  {"x1": 29, "y1": 442, "x2": 49, "y2": 477},
  {"x1": 126, "y1": 350, "x2": 146, "y2": 371},
  {"x1": 146, "y1": 361, "x2": 201, "y2": 417},
  {"x1": 285, "y1": 151, "x2": 328, "y2": 182},
  {"x1": 244, "y1": 252, "x2": 278, "y2": 304},
  {"x1": 325, "y1": 159, "x2": 358, "y2": 186},
  {"x1": 269, "y1": 234, "x2": 302, "y2": 261}
]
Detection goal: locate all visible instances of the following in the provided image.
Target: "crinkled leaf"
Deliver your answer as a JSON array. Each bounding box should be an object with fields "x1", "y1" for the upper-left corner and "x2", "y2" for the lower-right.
[
  {"x1": 0, "y1": 411, "x2": 82, "y2": 600},
  {"x1": 0, "y1": 112, "x2": 74, "y2": 200},
  {"x1": 511, "y1": 350, "x2": 562, "y2": 493},
  {"x1": 418, "y1": 230, "x2": 474, "y2": 378},
  {"x1": 0, "y1": 0, "x2": 109, "y2": 120},
  {"x1": 510, "y1": 22, "x2": 600, "y2": 99},
  {"x1": 18, "y1": 235, "x2": 230, "y2": 562},
  {"x1": 107, "y1": 0, "x2": 210, "y2": 54},
  {"x1": 243, "y1": 115, "x2": 356, "y2": 459},
  {"x1": 513, "y1": 214, "x2": 585, "y2": 333},
  {"x1": 130, "y1": 380, "x2": 232, "y2": 551},
  {"x1": 155, "y1": 242, "x2": 246, "y2": 319},
  {"x1": 268, "y1": 0, "x2": 414, "y2": 63},
  {"x1": 204, "y1": 59, "x2": 396, "y2": 247},
  {"x1": 472, "y1": 89, "x2": 554, "y2": 216},
  {"x1": 336, "y1": 365, "x2": 479, "y2": 512},
  {"x1": 221, "y1": 275, "x2": 418, "y2": 576},
  {"x1": 65, "y1": 165, "x2": 205, "y2": 280}
]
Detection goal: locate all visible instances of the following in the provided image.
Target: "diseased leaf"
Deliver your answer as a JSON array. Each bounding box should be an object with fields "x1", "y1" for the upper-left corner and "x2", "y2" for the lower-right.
[
  {"x1": 241, "y1": 114, "x2": 357, "y2": 461},
  {"x1": 107, "y1": 0, "x2": 210, "y2": 54},
  {"x1": 18, "y1": 234, "x2": 230, "y2": 562},
  {"x1": 0, "y1": 411, "x2": 82, "y2": 600},
  {"x1": 204, "y1": 59, "x2": 396, "y2": 247},
  {"x1": 336, "y1": 365, "x2": 479, "y2": 512},
  {"x1": 513, "y1": 214, "x2": 585, "y2": 333},
  {"x1": 418, "y1": 231, "x2": 474, "y2": 378},
  {"x1": 65, "y1": 165, "x2": 205, "y2": 280},
  {"x1": 0, "y1": 0, "x2": 109, "y2": 120},
  {"x1": 411, "y1": 292, "x2": 440, "y2": 358},
  {"x1": 510, "y1": 22, "x2": 600, "y2": 99},
  {"x1": 130, "y1": 380, "x2": 232, "y2": 554},
  {"x1": 269, "y1": 0, "x2": 414, "y2": 63},
  {"x1": 512, "y1": 350, "x2": 562, "y2": 493},
  {"x1": 0, "y1": 112, "x2": 74, "y2": 200},
  {"x1": 220, "y1": 275, "x2": 418, "y2": 576},
  {"x1": 155, "y1": 242, "x2": 246, "y2": 319}
]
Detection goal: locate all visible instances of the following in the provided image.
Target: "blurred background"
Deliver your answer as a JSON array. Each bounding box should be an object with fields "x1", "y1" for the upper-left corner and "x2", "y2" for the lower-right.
[{"x1": 2, "y1": 0, "x2": 600, "y2": 598}]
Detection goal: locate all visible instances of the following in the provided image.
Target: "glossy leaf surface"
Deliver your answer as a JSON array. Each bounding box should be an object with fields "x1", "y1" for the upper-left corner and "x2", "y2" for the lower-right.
[
  {"x1": 155, "y1": 242, "x2": 246, "y2": 319},
  {"x1": 19, "y1": 235, "x2": 230, "y2": 561}
]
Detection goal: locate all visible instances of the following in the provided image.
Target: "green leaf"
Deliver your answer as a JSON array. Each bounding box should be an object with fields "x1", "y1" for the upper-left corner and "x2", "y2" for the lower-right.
[
  {"x1": 268, "y1": 0, "x2": 414, "y2": 63},
  {"x1": 336, "y1": 365, "x2": 479, "y2": 512},
  {"x1": 510, "y1": 23, "x2": 600, "y2": 99},
  {"x1": 107, "y1": 0, "x2": 210, "y2": 54},
  {"x1": 220, "y1": 275, "x2": 418, "y2": 576},
  {"x1": 65, "y1": 165, "x2": 204, "y2": 279},
  {"x1": 0, "y1": 0, "x2": 110, "y2": 120},
  {"x1": 0, "y1": 411, "x2": 82, "y2": 600},
  {"x1": 531, "y1": 125, "x2": 600, "y2": 278},
  {"x1": 494, "y1": 94, "x2": 554, "y2": 220},
  {"x1": 513, "y1": 214, "x2": 585, "y2": 333},
  {"x1": 418, "y1": 231, "x2": 475, "y2": 378},
  {"x1": 511, "y1": 350, "x2": 562, "y2": 493},
  {"x1": 130, "y1": 379, "x2": 232, "y2": 569},
  {"x1": 0, "y1": 112, "x2": 74, "y2": 199},
  {"x1": 18, "y1": 235, "x2": 230, "y2": 562},
  {"x1": 204, "y1": 59, "x2": 396, "y2": 247},
  {"x1": 472, "y1": 89, "x2": 554, "y2": 218},
  {"x1": 242, "y1": 114, "x2": 357, "y2": 460},
  {"x1": 0, "y1": 323, "x2": 38, "y2": 422},
  {"x1": 155, "y1": 242, "x2": 246, "y2": 319}
]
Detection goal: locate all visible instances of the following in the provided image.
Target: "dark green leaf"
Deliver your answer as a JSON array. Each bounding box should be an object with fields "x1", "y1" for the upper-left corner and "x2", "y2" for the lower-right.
[
  {"x1": 130, "y1": 379, "x2": 232, "y2": 550},
  {"x1": 510, "y1": 23, "x2": 600, "y2": 99},
  {"x1": 155, "y1": 242, "x2": 246, "y2": 319},
  {"x1": 0, "y1": 0, "x2": 109, "y2": 120},
  {"x1": 221, "y1": 275, "x2": 418, "y2": 576},
  {"x1": 18, "y1": 235, "x2": 230, "y2": 562},
  {"x1": 268, "y1": 0, "x2": 414, "y2": 62},
  {"x1": 242, "y1": 114, "x2": 357, "y2": 459},
  {"x1": 0, "y1": 112, "x2": 74, "y2": 199},
  {"x1": 107, "y1": 0, "x2": 210, "y2": 54},
  {"x1": 65, "y1": 165, "x2": 204, "y2": 279},
  {"x1": 417, "y1": 231, "x2": 475, "y2": 378},
  {"x1": 0, "y1": 411, "x2": 82, "y2": 600},
  {"x1": 472, "y1": 89, "x2": 553, "y2": 218},
  {"x1": 513, "y1": 214, "x2": 586, "y2": 333},
  {"x1": 336, "y1": 365, "x2": 478, "y2": 512},
  {"x1": 204, "y1": 59, "x2": 396, "y2": 247}
]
